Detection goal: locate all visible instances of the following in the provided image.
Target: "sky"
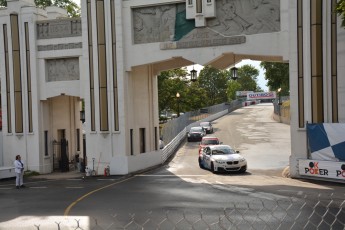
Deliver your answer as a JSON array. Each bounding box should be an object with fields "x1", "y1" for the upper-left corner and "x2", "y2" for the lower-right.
[{"x1": 72, "y1": 0, "x2": 80, "y2": 5}]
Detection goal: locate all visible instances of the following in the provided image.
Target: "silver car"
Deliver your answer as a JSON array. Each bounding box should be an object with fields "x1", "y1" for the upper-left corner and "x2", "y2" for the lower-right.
[
  {"x1": 200, "y1": 121, "x2": 213, "y2": 134},
  {"x1": 200, "y1": 145, "x2": 247, "y2": 173}
]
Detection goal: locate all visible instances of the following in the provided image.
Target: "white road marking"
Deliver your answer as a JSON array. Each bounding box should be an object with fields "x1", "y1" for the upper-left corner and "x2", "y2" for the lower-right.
[
  {"x1": 212, "y1": 184, "x2": 288, "y2": 201},
  {"x1": 137, "y1": 174, "x2": 207, "y2": 177},
  {"x1": 29, "y1": 187, "x2": 48, "y2": 189}
]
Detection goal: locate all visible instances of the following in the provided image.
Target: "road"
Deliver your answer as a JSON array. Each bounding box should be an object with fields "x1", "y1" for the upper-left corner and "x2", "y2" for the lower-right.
[{"x1": 0, "y1": 103, "x2": 344, "y2": 229}]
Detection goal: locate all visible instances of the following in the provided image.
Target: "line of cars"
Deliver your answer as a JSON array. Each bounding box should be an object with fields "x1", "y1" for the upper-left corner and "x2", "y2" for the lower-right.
[{"x1": 187, "y1": 121, "x2": 247, "y2": 173}]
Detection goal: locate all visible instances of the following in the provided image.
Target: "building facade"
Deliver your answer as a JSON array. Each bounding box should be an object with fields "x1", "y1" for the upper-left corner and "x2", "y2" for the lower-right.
[{"x1": 0, "y1": 0, "x2": 344, "y2": 181}]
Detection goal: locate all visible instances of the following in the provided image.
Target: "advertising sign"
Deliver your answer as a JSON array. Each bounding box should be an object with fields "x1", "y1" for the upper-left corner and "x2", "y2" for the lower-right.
[
  {"x1": 299, "y1": 159, "x2": 345, "y2": 180},
  {"x1": 236, "y1": 91, "x2": 254, "y2": 97},
  {"x1": 247, "y1": 92, "x2": 276, "y2": 100}
]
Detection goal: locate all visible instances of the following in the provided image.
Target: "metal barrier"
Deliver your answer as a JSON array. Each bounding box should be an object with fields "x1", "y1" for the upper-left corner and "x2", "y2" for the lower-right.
[
  {"x1": 4, "y1": 192, "x2": 344, "y2": 229},
  {"x1": 160, "y1": 101, "x2": 242, "y2": 145}
]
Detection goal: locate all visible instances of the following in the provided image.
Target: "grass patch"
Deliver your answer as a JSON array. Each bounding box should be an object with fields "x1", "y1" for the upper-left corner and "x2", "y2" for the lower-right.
[{"x1": 24, "y1": 170, "x2": 40, "y2": 177}]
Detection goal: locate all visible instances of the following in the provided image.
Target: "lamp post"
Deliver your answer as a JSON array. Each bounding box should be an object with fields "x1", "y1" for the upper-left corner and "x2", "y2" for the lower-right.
[
  {"x1": 176, "y1": 92, "x2": 180, "y2": 117},
  {"x1": 277, "y1": 87, "x2": 282, "y2": 105},
  {"x1": 277, "y1": 88, "x2": 282, "y2": 120},
  {"x1": 80, "y1": 110, "x2": 85, "y2": 123},
  {"x1": 190, "y1": 67, "x2": 197, "y2": 82},
  {"x1": 230, "y1": 66, "x2": 238, "y2": 80}
]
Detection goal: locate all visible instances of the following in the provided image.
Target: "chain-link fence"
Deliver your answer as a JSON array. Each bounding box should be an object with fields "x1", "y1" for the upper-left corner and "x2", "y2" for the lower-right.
[
  {"x1": 273, "y1": 97, "x2": 290, "y2": 124},
  {"x1": 5, "y1": 192, "x2": 344, "y2": 229},
  {"x1": 160, "y1": 101, "x2": 242, "y2": 144}
]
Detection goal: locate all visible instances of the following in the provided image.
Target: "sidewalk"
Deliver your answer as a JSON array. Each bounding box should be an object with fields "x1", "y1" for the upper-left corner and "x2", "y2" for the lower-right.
[{"x1": 29, "y1": 170, "x2": 85, "y2": 180}]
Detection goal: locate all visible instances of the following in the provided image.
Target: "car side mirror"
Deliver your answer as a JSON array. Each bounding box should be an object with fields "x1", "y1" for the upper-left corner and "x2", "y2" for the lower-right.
[{"x1": 236, "y1": 150, "x2": 240, "y2": 153}]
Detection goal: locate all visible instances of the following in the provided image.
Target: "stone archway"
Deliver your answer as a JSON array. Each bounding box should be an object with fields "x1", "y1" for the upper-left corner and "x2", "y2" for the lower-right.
[{"x1": 42, "y1": 95, "x2": 83, "y2": 172}]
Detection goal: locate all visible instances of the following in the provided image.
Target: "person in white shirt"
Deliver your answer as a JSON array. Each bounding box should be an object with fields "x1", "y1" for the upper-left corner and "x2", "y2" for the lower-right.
[
  {"x1": 14, "y1": 155, "x2": 25, "y2": 189},
  {"x1": 159, "y1": 137, "x2": 165, "y2": 149}
]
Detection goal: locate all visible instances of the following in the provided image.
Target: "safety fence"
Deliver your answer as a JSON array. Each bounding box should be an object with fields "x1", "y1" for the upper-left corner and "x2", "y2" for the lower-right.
[
  {"x1": 160, "y1": 101, "x2": 242, "y2": 145},
  {"x1": 3, "y1": 192, "x2": 344, "y2": 229},
  {"x1": 273, "y1": 98, "x2": 290, "y2": 125}
]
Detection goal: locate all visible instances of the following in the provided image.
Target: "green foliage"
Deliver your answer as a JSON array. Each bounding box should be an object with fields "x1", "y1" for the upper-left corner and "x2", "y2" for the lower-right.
[
  {"x1": 198, "y1": 66, "x2": 230, "y2": 106},
  {"x1": 158, "y1": 68, "x2": 189, "y2": 114},
  {"x1": 0, "y1": 0, "x2": 80, "y2": 17},
  {"x1": 184, "y1": 81, "x2": 208, "y2": 110},
  {"x1": 158, "y1": 64, "x2": 262, "y2": 114},
  {"x1": 260, "y1": 62, "x2": 289, "y2": 95},
  {"x1": 236, "y1": 64, "x2": 260, "y2": 91},
  {"x1": 226, "y1": 80, "x2": 241, "y2": 101},
  {"x1": 337, "y1": 0, "x2": 345, "y2": 27},
  {"x1": 24, "y1": 170, "x2": 40, "y2": 177}
]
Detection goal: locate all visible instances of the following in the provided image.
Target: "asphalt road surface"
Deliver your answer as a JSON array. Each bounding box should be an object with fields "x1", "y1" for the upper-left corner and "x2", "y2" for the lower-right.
[{"x1": 0, "y1": 103, "x2": 344, "y2": 229}]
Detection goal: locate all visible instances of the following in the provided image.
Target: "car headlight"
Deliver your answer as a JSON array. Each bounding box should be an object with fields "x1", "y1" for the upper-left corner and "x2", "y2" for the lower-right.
[
  {"x1": 239, "y1": 158, "x2": 246, "y2": 162},
  {"x1": 215, "y1": 160, "x2": 226, "y2": 164}
]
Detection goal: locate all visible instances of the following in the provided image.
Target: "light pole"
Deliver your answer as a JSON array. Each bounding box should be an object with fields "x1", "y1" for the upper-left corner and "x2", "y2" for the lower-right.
[
  {"x1": 176, "y1": 92, "x2": 180, "y2": 117},
  {"x1": 277, "y1": 87, "x2": 282, "y2": 105},
  {"x1": 230, "y1": 66, "x2": 238, "y2": 80},
  {"x1": 277, "y1": 88, "x2": 282, "y2": 120}
]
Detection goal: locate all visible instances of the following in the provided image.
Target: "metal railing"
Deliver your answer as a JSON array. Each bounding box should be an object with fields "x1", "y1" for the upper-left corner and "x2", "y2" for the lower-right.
[{"x1": 160, "y1": 101, "x2": 242, "y2": 145}]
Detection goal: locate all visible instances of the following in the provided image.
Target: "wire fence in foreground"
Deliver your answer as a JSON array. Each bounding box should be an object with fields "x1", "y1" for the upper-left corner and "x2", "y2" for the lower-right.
[{"x1": 4, "y1": 192, "x2": 344, "y2": 230}]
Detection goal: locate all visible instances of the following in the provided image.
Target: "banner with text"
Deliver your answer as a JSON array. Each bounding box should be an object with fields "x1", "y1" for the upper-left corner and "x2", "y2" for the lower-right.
[
  {"x1": 299, "y1": 159, "x2": 345, "y2": 180},
  {"x1": 236, "y1": 91, "x2": 254, "y2": 97},
  {"x1": 247, "y1": 92, "x2": 276, "y2": 100}
]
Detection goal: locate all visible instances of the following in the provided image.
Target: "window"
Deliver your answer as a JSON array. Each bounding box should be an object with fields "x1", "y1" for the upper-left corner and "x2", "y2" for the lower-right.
[
  {"x1": 155, "y1": 127, "x2": 158, "y2": 151},
  {"x1": 139, "y1": 128, "x2": 145, "y2": 153},
  {"x1": 188, "y1": 0, "x2": 193, "y2": 5},
  {"x1": 196, "y1": 0, "x2": 202, "y2": 13},
  {"x1": 44, "y1": 131, "x2": 48, "y2": 156},
  {"x1": 76, "y1": 129, "x2": 80, "y2": 151},
  {"x1": 130, "y1": 129, "x2": 133, "y2": 155}
]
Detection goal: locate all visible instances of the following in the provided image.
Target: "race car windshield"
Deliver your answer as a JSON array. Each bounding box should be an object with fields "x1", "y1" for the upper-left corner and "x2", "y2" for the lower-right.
[
  {"x1": 212, "y1": 148, "x2": 235, "y2": 155},
  {"x1": 202, "y1": 139, "x2": 219, "y2": 145},
  {"x1": 191, "y1": 127, "x2": 203, "y2": 132}
]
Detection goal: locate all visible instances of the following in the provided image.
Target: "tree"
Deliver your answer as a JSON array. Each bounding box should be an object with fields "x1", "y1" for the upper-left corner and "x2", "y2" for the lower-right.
[
  {"x1": 337, "y1": 0, "x2": 345, "y2": 27},
  {"x1": 157, "y1": 68, "x2": 189, "y2": 115},
  {"x1": 0, "y1": 0, "x2": 80, "y2": 17},
  {"x1": 236, "y1": 64, "x2": 260, "y2": 91},
  {"x1": 198, "y1": 66, "x2": 230, "y2": 106},
  {"x1": 226, "y1": 80, "x2": 241, "y2": 101},
  {"x1": 260, "y1": 62, "x2": 289, "y2": 95},
  {"x1": 184, "y1": 81, "x2": 208, "y2": 111}
]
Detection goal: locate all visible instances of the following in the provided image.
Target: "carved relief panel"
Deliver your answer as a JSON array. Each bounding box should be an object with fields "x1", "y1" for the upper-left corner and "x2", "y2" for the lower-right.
[
  {"x1": 46, "y1": 58, "x2": 80, "y2": 82},
  {"x1": 133, "y1": 0, "x2": 280, "y2": 45}
]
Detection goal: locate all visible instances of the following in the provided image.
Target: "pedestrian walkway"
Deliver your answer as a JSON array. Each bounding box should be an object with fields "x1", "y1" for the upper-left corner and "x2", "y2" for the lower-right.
[{"x1": 29, "y1": 170, "x2": 85, "y2": 180}]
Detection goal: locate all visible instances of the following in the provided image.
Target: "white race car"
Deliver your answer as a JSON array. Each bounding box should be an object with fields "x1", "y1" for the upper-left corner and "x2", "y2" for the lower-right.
[{"x1": 200, "y1": 145, "x2": 247, "y2": 173}]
